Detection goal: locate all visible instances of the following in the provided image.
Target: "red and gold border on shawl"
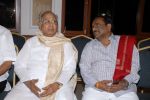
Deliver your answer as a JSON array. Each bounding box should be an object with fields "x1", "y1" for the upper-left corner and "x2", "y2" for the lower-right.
[{"x1": 116, "y1": 35, "x2": 135, "y2": 73}]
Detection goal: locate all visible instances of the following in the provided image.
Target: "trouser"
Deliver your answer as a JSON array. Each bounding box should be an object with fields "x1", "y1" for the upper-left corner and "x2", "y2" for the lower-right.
[
  {"x1": 5, "y1": 82, "x2": 77, "y2": 100},
  {"x1": 0, "y1": 80, "x2": 7, "y2": 93},
  {"x1": 82, "y1": 87, "x2": 139, "y2": 100}
]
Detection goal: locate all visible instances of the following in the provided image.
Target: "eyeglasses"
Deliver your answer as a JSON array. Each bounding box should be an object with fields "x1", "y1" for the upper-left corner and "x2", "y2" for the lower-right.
[{"x1": 93, "y1": 23, "x2": 106, "y2": 29}]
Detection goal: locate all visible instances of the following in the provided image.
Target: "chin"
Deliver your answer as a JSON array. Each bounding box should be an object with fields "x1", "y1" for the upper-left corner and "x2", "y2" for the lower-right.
[
  {"x1": 44, "y1": 32, "x2": 56, "y2": 37},
  {"x1": 43, "y1": 34, "x2": 52, "y2": 37},
  {"x1": 94, "y1": 34, "x2": 101, "y2": 38}
]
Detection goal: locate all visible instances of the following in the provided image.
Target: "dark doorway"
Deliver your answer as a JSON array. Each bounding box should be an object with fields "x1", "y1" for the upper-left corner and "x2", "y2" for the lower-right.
[{"x1": 90, "y1": 0, "x2": 139, "y2": 35}]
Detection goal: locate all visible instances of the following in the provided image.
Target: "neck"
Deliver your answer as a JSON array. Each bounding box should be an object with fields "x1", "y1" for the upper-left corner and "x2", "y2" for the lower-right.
[{"x1": 97, "y1": 33, "x2": 111, "y2": 47}]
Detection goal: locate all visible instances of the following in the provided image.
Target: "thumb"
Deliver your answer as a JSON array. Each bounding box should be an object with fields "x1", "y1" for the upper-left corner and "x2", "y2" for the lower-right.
[{"x1": 42, "y1": 84, "x2": 51, "y2": 90}]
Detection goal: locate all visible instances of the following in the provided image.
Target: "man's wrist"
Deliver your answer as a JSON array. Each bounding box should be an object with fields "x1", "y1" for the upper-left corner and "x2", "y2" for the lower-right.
[
  {"x1": 55, "y1": 82, "x2": 63, "y2": 88},
  {"x1": 122, "y1": 79, "x2": 129, "y2": 89}
]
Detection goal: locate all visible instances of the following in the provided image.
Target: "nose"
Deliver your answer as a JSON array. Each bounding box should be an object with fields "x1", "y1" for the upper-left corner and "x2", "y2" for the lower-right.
[
  {"x1": 47, "y1": 22, "x2": 54, "y2": 28},
  {"x1": 93, "y1": 27, "x2": 97, "y2": 31}
]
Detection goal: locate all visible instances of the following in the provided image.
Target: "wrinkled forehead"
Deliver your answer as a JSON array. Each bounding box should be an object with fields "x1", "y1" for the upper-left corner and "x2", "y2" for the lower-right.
[{"x1": 42, "y1": 13, "x2": 57, "y2": 21}]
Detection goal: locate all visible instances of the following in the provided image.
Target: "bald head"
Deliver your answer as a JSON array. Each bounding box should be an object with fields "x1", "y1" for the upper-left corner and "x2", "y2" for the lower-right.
[{"x1": 39, "y1": 10, "x2": 58, "y2": 26}]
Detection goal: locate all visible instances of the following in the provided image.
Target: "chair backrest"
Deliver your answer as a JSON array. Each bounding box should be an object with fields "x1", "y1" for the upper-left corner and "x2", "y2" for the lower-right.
[
  {"x1": 12, "y1": 33, "x2": 26, "y2": 51},
  {"x1": 137, "y1": 38, "x2": 150, "y2": 88},
  {"x1": 10, "y1": 33, "x2": 26, "y2": 86},
  {"x1": 7, "y1": 44, "x2": 19, "y2": 87},
  {"x1": 71, "y1": 35, "x2": 93, "y2": 81}
]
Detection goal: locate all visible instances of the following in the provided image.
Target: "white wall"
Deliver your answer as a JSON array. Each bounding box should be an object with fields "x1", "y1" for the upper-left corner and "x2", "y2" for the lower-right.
[{"x1": 21, "y1": 0, "x2": 62, "y2": 35}]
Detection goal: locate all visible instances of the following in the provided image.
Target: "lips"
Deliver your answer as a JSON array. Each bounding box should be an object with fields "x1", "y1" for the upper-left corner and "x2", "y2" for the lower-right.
[
  {"x1": 93, "y1": 28, "x2": 100, "y2": 34},
  {"x1": 93, "y1": 30, "x2": 98, "y2": 33}
]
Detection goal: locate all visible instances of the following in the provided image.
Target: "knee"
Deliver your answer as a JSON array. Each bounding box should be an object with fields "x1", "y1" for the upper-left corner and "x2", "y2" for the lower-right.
[
  {"x1": 119, "y1": 92, "x2": 139, "y2": 100},
  {"x1": 81, "y1": 87, "x2": 97, "y2": 100},
  {"x1": 55, "y1": 85, "x2": 76, "y2": 100}
]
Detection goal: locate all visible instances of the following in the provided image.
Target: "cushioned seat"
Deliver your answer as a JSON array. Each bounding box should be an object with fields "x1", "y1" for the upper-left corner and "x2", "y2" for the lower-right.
[
  {"x1": 12, "y1": 33, "x2": 26, "y2": 51},
  {"x1": 137, "y1": 38, "x2": 150, "y2": 100},
  {"x1": 71, "y1": 35, "x2": 93, "y2": 82}
]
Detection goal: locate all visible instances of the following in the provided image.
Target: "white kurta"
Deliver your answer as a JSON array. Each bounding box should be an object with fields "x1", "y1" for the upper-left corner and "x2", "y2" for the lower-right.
[
  {"x1": 0, "y1": 25, "x2": 16, "y2": 91},
  {"x1": 5, "y1": 36, "x2": 77, "y2": 100}
]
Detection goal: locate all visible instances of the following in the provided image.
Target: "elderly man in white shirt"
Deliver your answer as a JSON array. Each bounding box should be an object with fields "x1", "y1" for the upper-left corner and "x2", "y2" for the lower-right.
[
  {"x1": 0, "y1": 25, "x2": 16, "y2": 92},
  {"x1": 5, "y1": 10, "x2": 78, "y2": 100}
]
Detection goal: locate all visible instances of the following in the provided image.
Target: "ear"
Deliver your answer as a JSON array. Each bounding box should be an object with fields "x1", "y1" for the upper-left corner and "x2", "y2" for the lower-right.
[
  {"x1": 39, "y1": 23, "x2": 42, "y2": 30},
  {"x1": 107, "y1": 24, "x2": 112, "y2": 31}
]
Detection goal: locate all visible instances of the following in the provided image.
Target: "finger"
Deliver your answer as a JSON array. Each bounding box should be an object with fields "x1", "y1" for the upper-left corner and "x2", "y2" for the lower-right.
[
  {"x1": 40, "y1": 89, "x2": 53, "y2": 97},
  {"x1": 34, "y1": 91, "x2": 40, "y2": 97},
  {"x1": 42, "y1": 84, "x2": 53, "y2": 90},
  {"x1": 106, "y1": 87, "x2": 111, "y2": 92},
  {"x1": 109, "y1": 86, "x2": 120, "y2": 93},
  {"x1": 34, "y1": 85, "x2": 41, "y2": 92},
  {"x1": 32, "y1": 88, "x2": 40, "y2": 97},
  {"x1": 106, "y1": 86, "x2": 115, "y2": 93},
  {"x1": 40, "y1": 90, "x2": 48, "y2": 97},
  {"x1": 31, "y1": 84, "x2": 41, "y2": 96},
  {"x1": 30, "y1": 81, "x2": 41, "y2": 92},
  {"x1": 111, "y1": 82, "x2": 123, "y2": 89},
  {"x1": 42, "y1": 86, "x2": 49, "y2": 90},
  {"x1": 32, "y1": 79, "x2": 39, "y2": 83},
  {"x1": 109, "y1": 88, "x2": 118, "y2": 93},
  {"x1": 112, "y1": 84, "x2": 118, "y2": 87}
]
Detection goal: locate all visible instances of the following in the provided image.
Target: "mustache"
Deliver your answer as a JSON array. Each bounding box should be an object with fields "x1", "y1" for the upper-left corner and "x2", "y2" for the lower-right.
[
  {"x1": 93, "y1": 30, "x2": 100, "y2": 34},
  {"x1": 93, "y1": 31, "x2": 97, "y2": 34}
]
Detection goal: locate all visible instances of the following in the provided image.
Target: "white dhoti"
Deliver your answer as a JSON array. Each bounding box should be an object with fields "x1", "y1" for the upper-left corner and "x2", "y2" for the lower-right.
[
  {"x1": 82, "y1": 87, "x2": 139, "y2": 100},
  {"x1": 4, "y1": 82, "x2": 77, "y2": 100}
]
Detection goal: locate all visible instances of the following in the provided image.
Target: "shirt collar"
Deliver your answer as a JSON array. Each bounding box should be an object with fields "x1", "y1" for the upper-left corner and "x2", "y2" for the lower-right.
[
  {"x1": 109, "y1": 33, "x2": 117, "y2": 42},
  {"x1": 94, "y1": 33, "x2": 117, "y2": 43}
]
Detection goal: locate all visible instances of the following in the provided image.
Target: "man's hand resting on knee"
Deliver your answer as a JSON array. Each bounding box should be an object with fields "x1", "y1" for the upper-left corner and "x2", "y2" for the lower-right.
[
  {"x1": 24, "y1": 79, "x2": 41, "y2": 97},
  {"x1": 95, "y1": 79, "x2": 129, "y2": 93},
  {"x1": 40, "y1": 82, "x2": 62, "y2": 97}
]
